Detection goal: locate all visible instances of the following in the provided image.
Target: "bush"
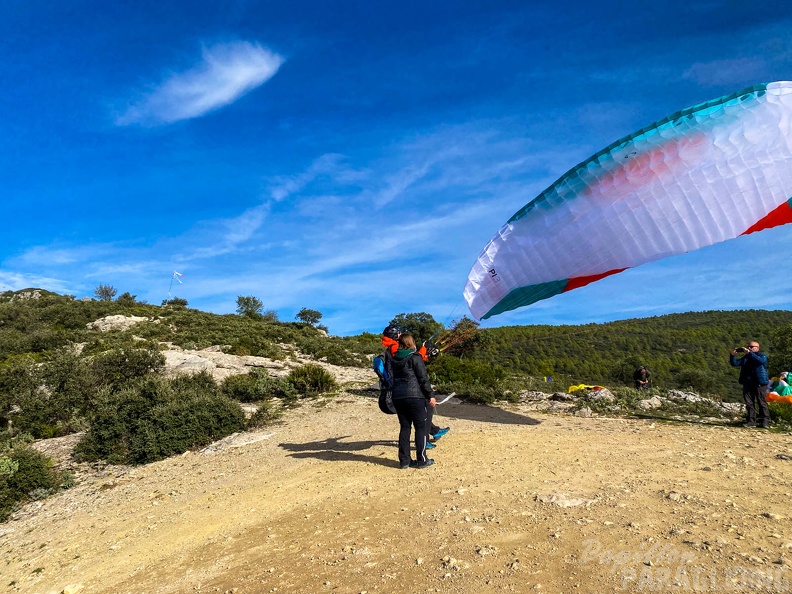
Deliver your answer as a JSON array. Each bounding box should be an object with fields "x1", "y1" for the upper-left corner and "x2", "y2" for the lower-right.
[
  {"x1": 295, "y1": 335, "x2": 370, "y2": 367},
  {"x1": 6, "y1": 348, "x2": 94, "y2": 438},
  {"x1": 1, "y1": 345, "x2": 165, "y2": 439},
  {"x1": 116, "y1": 292, "x2": 138, "y2": 307},
  {"x1": 221, "y1": 369, "x2": 269, "y2": 402},
  {"x1": 130, "y1": 393, "x2": 245, "y2": 463},
  {"x1": 0, "y1": 355, "x2": 38, "y2": 427},
  {"x1": 75, "y1": 372, "x2": 245, "y2": 465},
  {"x1": 674, "y1": 368, "x2": 718, "y2": 395},
  {"x1": 768, "y1": 402, "x2": 792, "y2": 428},
  {"x1": 246, "y1": 400, "x2": 282, "y2": 428},
  {"x1": 162, "y1": 297, "x2": 188, "y2": 308},
  {"x1": 89, "y1": 345, "x2": 166, "y2": 391},
  {"x1": 287, "y1": 364, "x2": 337, "y2": 396},
  {"x1": 221, "y1": 369, "x2": 297, "y2": 402},
  {"x1": 428, "y1": 356, "x2": 511, "y2": 403},
  {"x1": 0, "y1": 445, "x2": 65, "y2": 522},
  {"x1": 226, "y1": 335, "x2": 281, "y2": 358}
]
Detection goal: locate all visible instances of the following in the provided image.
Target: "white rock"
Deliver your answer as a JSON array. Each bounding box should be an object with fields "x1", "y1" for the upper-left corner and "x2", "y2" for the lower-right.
[{"x1": 87, "y1": 315, "x2": 150, "y2": 332}]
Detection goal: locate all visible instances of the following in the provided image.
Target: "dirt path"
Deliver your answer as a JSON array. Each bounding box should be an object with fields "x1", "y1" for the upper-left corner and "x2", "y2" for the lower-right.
[{"x1": 2, "y1": 391, "x2": 791, "y2": 594}]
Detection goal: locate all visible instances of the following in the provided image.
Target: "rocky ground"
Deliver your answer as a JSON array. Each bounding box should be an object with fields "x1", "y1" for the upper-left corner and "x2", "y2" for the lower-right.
[{"x1": 1, "y1": 340, "x2": 791, "y2": 594}]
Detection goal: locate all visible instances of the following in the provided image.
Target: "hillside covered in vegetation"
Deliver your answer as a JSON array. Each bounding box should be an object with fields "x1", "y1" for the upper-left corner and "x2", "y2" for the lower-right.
[
  {"x1": 2, "y1": 287, "x2": 792, "y2": 522},
  {"x1": 467, "y1": 310, "x2": 792, "y2": 401}
]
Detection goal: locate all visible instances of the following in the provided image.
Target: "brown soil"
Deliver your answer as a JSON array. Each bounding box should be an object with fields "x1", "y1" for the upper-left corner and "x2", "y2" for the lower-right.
[{"x1": 2, "y1": 387, "x2": 791, "y2": 594}]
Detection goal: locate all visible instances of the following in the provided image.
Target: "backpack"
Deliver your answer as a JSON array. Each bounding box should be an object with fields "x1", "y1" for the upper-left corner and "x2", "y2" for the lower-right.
[{"x1": 373, "y1": 350, "x2": 396, "y2": 414}]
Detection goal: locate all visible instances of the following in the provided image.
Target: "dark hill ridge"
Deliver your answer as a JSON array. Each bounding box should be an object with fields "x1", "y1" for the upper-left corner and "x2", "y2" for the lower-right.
[{"x1": 475, "y1": 309, "x2": 792, "y2": 400}]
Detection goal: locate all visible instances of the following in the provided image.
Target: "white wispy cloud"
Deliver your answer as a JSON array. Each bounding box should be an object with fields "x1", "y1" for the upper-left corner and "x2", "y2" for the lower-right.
[
  {"x1": 175, "y1": 202, "x2": 271, "y2": 261},
  {"x1": 0, "y1": 270, "x2": 75, "y2": 295},
  {"x1": 117, "y1": 41, "x2": 284, "y2": 126},
  {"x1": 267, "y1": 154, "x2": 352, "y2": 202},
  {"x1": 12, "y1": 244, "x2": 121, "y2": 266}
]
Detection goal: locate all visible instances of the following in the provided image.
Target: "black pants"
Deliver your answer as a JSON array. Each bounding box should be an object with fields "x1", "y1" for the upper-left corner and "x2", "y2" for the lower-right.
[
  {"x1": 743, "y1": 383, "x2": 769, "y2": 425},
  {"x1": 393, "y1": 398, "x2": 428, "y2": 466},
  {"x1": 427, "y1": 402, "x2": 439, "y2": 435}
]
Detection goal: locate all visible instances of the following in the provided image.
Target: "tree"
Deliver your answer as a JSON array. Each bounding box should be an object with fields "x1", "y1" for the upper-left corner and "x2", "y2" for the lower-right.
[
  {"x1": 296, "y1": 308, "x2": 323, "y2": 326},
  {"x1": 161, "y1": 297, "x2": 188, "y2": 308},
  {"x1": 771, "y1": 324, "x2": 792, "y2": 377},
  {"x1": 262, "y1": 310, "x2": 280, "y2": 323},
  {"x1": 389, "y1": 312, "x2": 444, "y2": 345},
  {"x1": 116, "y1": 292, "x2": 137, "y2": 307},
  {"x1": 236, "y1": 296, "x2": 264, "y2": 318},
  {"x1": 94, "y1": 284, "x2": 117, "y2": 301},
  {"x1": 443, "y1": 316, "x2": 488, "y2": 358}
]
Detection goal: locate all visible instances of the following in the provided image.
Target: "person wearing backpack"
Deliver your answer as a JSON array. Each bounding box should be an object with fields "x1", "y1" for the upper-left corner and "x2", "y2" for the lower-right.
[
  {"x1": 391, "y1": 333, "x2": 436, "y2": 469},
  {"x1": 381, "y1": 325, "x2": 449, "y2": 447}
]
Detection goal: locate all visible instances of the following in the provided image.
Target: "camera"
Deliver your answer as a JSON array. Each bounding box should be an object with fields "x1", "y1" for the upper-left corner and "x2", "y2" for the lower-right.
[{"x1": 736, "y1": 347, "x2": 747, "y2": 353}]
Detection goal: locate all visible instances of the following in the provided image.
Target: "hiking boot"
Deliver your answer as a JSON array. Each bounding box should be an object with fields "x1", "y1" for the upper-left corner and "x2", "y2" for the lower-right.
[
  {"x1": 743, "y1": 422, "x2": 756, "y2": 428},
  {"x1": 431, "y1": 427, "x2": 450, "y2": 441},
  {"x1": 415, "y1": 459, "x2": 435, "y2": 469},
  {"x1": 425, "y1": 441, "x2": 436, "y2": 449},
  {"x1": 399, "y1": 462, "x2": 412, "y2": 469}
]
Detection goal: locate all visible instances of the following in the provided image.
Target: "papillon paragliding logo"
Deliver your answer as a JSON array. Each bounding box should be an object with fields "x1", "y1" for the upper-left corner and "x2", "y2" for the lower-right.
[{"x1": 465, "y1": 81, "x2": 792, "y2": 320}]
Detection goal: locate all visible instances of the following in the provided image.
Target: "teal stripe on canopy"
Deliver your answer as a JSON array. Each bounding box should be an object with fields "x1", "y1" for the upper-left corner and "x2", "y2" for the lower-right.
[{"x1": 481, "y1": 279, "x2": 568, "y2": 320}]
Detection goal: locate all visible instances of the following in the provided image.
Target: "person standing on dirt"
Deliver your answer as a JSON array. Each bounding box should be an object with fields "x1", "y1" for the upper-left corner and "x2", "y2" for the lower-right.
[
  {"x1": 381, "y1": 325, "x2": 449, "y2": 448},
  {"x1": 391, "y1": 333, "x2": 436, "y2": 469},
  {"x1": 730, "y1": 341, "x2": 770, "y2": 428}
]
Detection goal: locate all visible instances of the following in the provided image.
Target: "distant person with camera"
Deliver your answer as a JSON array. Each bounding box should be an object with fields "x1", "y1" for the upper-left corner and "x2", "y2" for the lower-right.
[
  {"x1": 633, "y1": 366, "x2": 651, "y2": 389},
  {"x1": 730, "y1": 341, "x2": 770, "y2": 429}
]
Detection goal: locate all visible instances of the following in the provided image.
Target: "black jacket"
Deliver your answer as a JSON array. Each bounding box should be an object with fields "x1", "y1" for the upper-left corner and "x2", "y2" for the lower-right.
[{"x1": 391, "y1": 351, "x2": 435, "y2": 401}]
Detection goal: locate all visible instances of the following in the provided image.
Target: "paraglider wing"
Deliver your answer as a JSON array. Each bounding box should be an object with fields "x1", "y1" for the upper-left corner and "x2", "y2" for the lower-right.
[{"x1": 465, "y1": 82, "x2": 792, "y2": 320}]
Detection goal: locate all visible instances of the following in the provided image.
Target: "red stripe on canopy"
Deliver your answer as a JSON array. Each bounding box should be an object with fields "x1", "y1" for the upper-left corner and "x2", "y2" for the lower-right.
[
  {"x1": 564, "y1": 268, "x2": 628, "y2": 293},
  {"x1": 741, "y1": 200, "x2": 792, "y2": 236}
]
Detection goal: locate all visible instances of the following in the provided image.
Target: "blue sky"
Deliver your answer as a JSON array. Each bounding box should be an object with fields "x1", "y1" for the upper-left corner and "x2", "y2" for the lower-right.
[{"x1": 3, "y1": 1, "x2": 792, "y2": 335}]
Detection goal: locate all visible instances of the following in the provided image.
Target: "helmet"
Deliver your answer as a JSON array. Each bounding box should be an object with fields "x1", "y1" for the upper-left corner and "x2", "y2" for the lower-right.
[{"x1": 382, "y1": 325, "x2": 401, "y2": 339}]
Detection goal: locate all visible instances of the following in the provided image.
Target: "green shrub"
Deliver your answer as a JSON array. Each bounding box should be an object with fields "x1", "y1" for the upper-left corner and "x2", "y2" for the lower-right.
[
  {"x1": 89, "y1": 345, "x2": 165, "y2": 391},
  {"x1": 246, "y1": 400, "x2": 282, "y2": 428},
  {"x1": 0, "y1": 456, "x2": 19, "y2": 477},
  {"x1": 130, "y1": 393, "x2": 245, "y2": 463},
  {"x1": 4, "y1": 349, "x2": 94, "y2": 438},
  {"x1": 674, "y1": 368, "x2": 718, "y2": 395},
  {"x1": 0, "y1": 355, "x2": 38, "y2": 427},
  {"x1": 428, "y1": 356, "x2": 511, "y2": 404},
  {"x1": 0, "y1": 445, "x2": 65, "y2": 522},
  {"x1": 221, "y1": 369, "x2": 297, "y2": 402},
  {"x1": 222, "y1": 370, "x2": 269, "y2": 402},
  {"x1": 264, "y1": 375, "x2": 298, "y2": 401},
  {"x1": 115, "y1": 292, "x2": 138, "y2": 307},
  {"x1": 294, "y1": 335, "x2": 371, "y2": 367},
  {"x1": 227, "y1": 335, "x2": 281, "y2": 358},
  {"x1": 1, "y1": 344, "x2": 165, "y2": 440},
  {"x1": 75, "y1": 372, "x2": 245, "y2": 465},
  {"x1": 768, "y1": 402, "x2": 792, "y2": 428},
  {"x1": 429, "y1": 356, "x2": 506, "y2": 386},
  {"x1": 287, "y1": 364, "x2": 337, "y2": 396}
]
